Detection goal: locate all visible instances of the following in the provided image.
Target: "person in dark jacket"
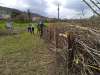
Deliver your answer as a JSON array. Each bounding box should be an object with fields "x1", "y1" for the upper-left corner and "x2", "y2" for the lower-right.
[
  {"x1": 38, "y1": 20, "x2": 44, "y2": 37},
  {"x1": 28, "y1": 24, "x2": 32, "y2": 34},
  {"x1": 32, "y1": 26, "x2": 34, "y2": 34}
]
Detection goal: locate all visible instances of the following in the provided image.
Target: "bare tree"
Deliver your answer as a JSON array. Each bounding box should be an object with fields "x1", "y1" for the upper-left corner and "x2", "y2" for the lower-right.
[
  {"x1": 27, "y1": 9, "x2": 32, "y2": 22},
  {"x1": 58, "y1": 3, "x2": 60, "y2": 20},
  {"x1": 83, "y1": 0, "x2": 100, "y2": 16},
  {"x1": 53, "y1": 1, "x2": 61, "y2": 20}
]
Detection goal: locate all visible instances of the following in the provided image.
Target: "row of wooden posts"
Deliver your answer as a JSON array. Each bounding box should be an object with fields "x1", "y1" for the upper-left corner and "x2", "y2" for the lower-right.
[{"x1": 43, "y1": 27, "x2": 75, "y2": 50}]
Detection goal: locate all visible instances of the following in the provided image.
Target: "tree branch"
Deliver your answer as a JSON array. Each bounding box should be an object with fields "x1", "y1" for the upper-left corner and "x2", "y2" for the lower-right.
[
  {"x1": 90, "y1": 0, "x2": 100, "y2": 10},
  {"x1": 83, "y1": 0, "x2": 100, "y2": 16}
]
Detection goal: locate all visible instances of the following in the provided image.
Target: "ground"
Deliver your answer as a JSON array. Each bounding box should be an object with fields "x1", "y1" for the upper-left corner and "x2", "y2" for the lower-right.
[
  {"x1": 0, "y1": 22, "x2": 54, "y2": 75},
  {"x1": 1, "y1": 21, "x2": 99, "y2": 75}
]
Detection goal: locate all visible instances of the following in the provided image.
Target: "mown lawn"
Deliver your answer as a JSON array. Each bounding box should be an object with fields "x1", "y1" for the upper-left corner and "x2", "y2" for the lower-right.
[{"x1": 0, "y1": 31, "x2": 52, "y2": 75}]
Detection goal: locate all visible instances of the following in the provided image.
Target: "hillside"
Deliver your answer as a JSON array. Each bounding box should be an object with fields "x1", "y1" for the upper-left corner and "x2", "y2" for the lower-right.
[{"x1": 0, "y1": 6, "x2": 44, "y2": 19}]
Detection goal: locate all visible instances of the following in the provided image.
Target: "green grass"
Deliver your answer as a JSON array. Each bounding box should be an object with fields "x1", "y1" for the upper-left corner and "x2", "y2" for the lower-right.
[
  {"x1": 0, "y1": 21, "x2": 6, "y2": 29},
  {"x1": 0, "y1": 31, "x2": 52, "y2": 75}
]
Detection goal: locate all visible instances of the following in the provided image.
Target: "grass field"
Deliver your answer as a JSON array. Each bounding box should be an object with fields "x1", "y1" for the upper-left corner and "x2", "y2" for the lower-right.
[{"x1": 0, "y1": 22, "x2": 53, "y2": 75}]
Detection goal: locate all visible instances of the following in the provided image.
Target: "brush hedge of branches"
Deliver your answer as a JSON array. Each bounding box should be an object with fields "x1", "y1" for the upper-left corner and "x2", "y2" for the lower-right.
[{"x1": 43, "y1": 22, "x2": 100, "y2": 75}]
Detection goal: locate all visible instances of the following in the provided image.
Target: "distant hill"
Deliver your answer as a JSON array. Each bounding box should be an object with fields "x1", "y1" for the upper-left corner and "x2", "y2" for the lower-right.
[{"x1": 0, "y1": 6, "x2": 45, "y2": 20}]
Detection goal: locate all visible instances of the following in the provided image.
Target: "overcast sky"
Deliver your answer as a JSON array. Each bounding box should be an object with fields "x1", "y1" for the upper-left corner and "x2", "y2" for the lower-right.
[{"x1": 0, "y1": 0, "x2": 94, "y2": 19}]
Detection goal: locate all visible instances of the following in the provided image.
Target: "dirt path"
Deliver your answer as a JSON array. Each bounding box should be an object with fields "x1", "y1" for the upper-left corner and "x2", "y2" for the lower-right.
[{"x1": 47, "y1": 43, "x2": 66, "y2": 75}]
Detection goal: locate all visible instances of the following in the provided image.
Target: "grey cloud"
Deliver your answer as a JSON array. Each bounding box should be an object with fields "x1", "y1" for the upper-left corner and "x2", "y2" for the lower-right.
[
  {"x1": 65, "y1": 0, "x2": 89, "y2": 12},
  {"x1": 21, "y1": 0, "x2": 47, "y2": 16}
]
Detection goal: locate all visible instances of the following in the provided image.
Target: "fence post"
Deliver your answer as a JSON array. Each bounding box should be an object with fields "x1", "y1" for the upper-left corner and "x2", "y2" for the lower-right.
[{"x1": 67, "y1": 32, "x2": 75, "y2": 49}]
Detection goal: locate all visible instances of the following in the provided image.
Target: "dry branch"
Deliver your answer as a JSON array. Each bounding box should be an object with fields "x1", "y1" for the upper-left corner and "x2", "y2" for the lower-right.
[{"x1": 83, "y1": 0, "x2": 100, "y2": 16}]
